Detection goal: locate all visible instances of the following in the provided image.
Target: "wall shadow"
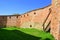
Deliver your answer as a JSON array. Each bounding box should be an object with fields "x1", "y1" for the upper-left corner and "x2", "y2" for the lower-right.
[
  {"x1": 44, "y1": 38, "x2": 51, "y2": 40},
  {"x1": 0, "y1": 28, "x2": 40, "y2": 40}
]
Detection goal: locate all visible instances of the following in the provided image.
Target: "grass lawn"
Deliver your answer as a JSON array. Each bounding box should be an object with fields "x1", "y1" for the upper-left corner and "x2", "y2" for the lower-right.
[{"x1": 0, "y1": 27, "x2": 55, "y2": 40}]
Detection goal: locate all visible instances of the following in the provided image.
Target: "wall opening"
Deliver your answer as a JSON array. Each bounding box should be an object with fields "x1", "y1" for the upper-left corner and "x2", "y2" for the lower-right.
[
  {"x1": 17, "y1": 16, "x2": 18, "y2": 18},
  {"x1": 9, "y1": 16, "x2": 11, "y2": 19},
  {"x1": 34, "y1": 12, "x2": 36, "y2": 15},
  {"x1": 27, "y1": 14, "x2": 29, "y2": 16},
  {"x1": 24, "y1": 15, "x2": 25, "y2": 17},
  {"x1": 30, "y1": 25, "x2": 32, "y2": 27}
]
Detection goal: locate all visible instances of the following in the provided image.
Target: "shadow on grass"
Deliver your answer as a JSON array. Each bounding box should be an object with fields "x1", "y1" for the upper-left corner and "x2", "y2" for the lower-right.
[
  {"x1": 44, "y1": 38, "x2": 51, "y2": 40},
  {"x1": 0, "y1": 28, "x2": 40, "y2": 40}
]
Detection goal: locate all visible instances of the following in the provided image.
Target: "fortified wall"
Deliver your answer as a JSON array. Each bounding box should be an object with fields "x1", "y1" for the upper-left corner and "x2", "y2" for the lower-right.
[
  {"x1": 51, "y1": 0, "x2": 60, "y2": 40},
  {"x1": 0, "y1": 15, "x2": 20, "y2": 27},
  {"x1": 0, "y1": 5, "x2": 51, "y2": 30},
  {"x1": 0, "y1": 0, "x2": 60, "y2": 40}
]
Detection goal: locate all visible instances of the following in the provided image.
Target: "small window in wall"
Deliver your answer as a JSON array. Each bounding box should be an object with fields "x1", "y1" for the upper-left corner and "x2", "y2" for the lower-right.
[
  {"x1": 17, "y1": 16, "x2": 18, "y2": 18},
  {"x1": 27, "y1": 14, "x2": 29, "y2": 16},
  {"x1": 30, "y1": 25, "x2": 32, "y2": 27},
  {"x1": 24, "y1": 15, "x2": 25, "y2": 17},
  {"x1": 9, "y1": 16, "x2": 11, "y2": 19},
  {"x1": 34, "y1": 12, "x2": 36, "y2": 15}
]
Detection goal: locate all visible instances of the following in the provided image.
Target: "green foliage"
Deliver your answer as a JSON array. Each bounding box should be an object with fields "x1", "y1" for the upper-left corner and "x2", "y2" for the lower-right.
[{"x1": 0, "y1": 27, "x2": 55, "y2": 40}]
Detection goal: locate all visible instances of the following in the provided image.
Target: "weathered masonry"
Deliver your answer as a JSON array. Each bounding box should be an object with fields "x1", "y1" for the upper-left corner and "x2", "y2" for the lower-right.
[
  {"x1": 0, "y1": 5, "x2": 51, "y2": 29},
  {"x1": 0, "y1": 0, "x2": 60, "y2": 40},
  {"x1": 51, "y1": 0, "x2": 60, "y2": 40}
]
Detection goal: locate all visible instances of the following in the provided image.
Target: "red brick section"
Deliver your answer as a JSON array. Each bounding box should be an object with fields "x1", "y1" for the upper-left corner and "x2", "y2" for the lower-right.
[
  {"x1": 51, "y1": 0, "x2": 60, "y2": 40},
  {"x1": 0, "y1": 16, "x2": 7, "y2": 28}
]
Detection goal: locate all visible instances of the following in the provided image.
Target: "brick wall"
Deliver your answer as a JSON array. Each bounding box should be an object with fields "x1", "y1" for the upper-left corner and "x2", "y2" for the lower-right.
[
  {"x1": 20, "y1": 6, "x2": 51, "y2": 29},
  {"x1": 0, "y1": 16, "x2": 7, "y2": 28},
  {"x1": 51, "y1": 0, "x2": 60, "y2": 40},
  {"x1": 0, "y1": 15, "x2": 20, "y2": 28},
  {"x1": 0, "y1": 5, "x2": 51, "y2": 29},
  {"x1": 0, "y1": 2, "x2": 59, "y2": 40},
  {"x1": 0, "y1": 0, "x2": 60, "y2": 40}
]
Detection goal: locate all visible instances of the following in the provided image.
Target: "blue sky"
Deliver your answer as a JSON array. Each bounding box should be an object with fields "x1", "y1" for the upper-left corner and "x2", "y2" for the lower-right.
[{"x1": 0, "y1": 0, "x2": 51, "y2": 15}]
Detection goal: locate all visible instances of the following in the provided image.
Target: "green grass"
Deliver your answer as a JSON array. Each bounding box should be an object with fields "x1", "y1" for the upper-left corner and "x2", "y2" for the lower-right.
[{"x1": 0, "y1": 27, "x2": 55, "y2": 40}]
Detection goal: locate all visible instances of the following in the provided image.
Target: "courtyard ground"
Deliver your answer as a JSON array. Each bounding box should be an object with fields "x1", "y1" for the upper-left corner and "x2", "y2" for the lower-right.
[{"x1": 0, "y1": 27, "x2": 54, "y2": 40}]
